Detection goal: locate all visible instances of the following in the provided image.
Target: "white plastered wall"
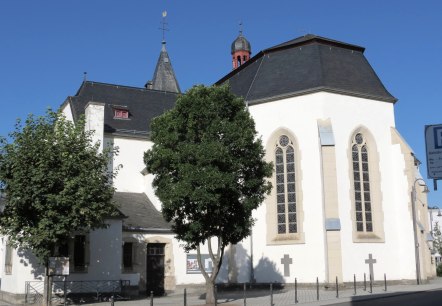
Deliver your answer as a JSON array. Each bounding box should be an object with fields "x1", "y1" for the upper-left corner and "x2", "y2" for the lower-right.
[{"x1": 248, "y1": 91, "x2": 417, "y2": 282}]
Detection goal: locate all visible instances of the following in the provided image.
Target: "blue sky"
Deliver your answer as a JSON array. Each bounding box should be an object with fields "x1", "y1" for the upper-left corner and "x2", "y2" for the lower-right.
[{"x1": 1, "y1": 0, "x2": 441, "y2": 205}]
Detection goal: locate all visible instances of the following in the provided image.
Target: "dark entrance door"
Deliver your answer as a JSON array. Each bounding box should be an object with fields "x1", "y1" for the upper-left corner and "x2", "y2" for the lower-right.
[{"x1": 146, "y1": 243, "x2": 165, "y2": 295}]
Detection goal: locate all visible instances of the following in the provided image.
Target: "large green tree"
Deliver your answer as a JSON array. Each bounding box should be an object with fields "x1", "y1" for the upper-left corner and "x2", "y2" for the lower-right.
[
  {"x1": 0, "y1": 111, "x2": 118, "y2": 278},
  {"x1": 144, "y1": 85, "x2": 272, "y2": 303}
]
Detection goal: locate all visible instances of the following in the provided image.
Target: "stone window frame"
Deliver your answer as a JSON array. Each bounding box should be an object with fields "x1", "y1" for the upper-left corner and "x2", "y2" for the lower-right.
[
  {"x1": 348, "y1": 127, "x2": 384, "y2": 243},
  {"x1": 266, "y1": 128, "x2": 305, "y2": 245}
]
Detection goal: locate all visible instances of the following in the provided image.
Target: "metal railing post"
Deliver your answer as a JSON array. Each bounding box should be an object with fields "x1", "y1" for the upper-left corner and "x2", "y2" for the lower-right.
[
  {"x1": 270, "y1": 283, "x2": 273, "y2": 306},
  {"x1": 295, "y1": 278, "x2": 298, "y2": 304},
  {"x1": 214, "y1": 285, "x2": 218, "y2": 306},
  {"x1": 336, "y1": 276, "x2": 339, "y2": 298},
  {"x1": 243, "y1": 283, "x2": 246, "y2": 306},
  {"x1": 316, "y1": 277, "x2": 319, "y2": 301},
  {"x1": 353, "y1": 274, "x2": 356, "y2": 295},
  {"x1": 150, "y1": 291, "x2": 154, "y2": 306},
  {"x1": 184, "y1": 288, "x2": 187, "y2": 306},
  {"x1": 369, "y1": 274, "x2": 373, "y2": 294},
  {"x1": 364, "y1": 273, "x2": 366, "y2": 291},
  {"x1": 384, "y1": 273, "x2": 387, "y2": 291}
]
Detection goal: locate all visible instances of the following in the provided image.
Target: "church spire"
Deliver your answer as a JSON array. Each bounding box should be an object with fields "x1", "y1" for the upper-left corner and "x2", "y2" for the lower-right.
[
  {"x1": 145, "y1": 11, "x2": 181, "y2": 93},
  {"x1": 231, "y1": 22, "x2": 252, "y2": 70}
]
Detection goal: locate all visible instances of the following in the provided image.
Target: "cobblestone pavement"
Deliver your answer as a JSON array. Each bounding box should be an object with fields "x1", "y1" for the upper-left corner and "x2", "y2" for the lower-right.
[{"x1": 67, "y1": 278, "x2": 442, "y2": 306}]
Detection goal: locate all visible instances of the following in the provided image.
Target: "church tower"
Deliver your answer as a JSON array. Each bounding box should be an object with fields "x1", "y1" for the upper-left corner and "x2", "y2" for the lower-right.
[
  {"x1": 145, "y1": 11, "x2": 181, "y2": 93},
  {"x1": 231, "y1": 28, "x2": 251, "y2": 70},
  {"x1": 146, "y1": 41, "x2": 181, "y2": 93}
]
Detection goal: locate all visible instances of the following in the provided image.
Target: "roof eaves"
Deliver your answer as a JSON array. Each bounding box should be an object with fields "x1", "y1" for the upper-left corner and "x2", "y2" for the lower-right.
[
  {"x1": 246, "y1": 87, "x2": 397, "y2": 106},
  {"x1": 123, "y1": 226, "x2": 173, "y2": 234},
  {"x1": 265, "y1": 35, "x2": 365, "y2": 53}
]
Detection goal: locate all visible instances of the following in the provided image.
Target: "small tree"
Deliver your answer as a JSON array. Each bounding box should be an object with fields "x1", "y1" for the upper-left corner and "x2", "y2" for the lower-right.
[
  {"x1": 0, "y1": 110, "x2": 118, "y2": 305},
  {"x1": 433, "y1": 222, "x2": 442, "y2": 255},
  {"x1": 144, "y1": 85, "x2": 272, "y2": 304}
]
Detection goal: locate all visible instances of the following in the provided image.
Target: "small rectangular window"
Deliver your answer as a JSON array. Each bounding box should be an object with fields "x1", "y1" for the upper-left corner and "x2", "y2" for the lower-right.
[
  {"x1": 114, "y1": 109, "x2": 129, "y2": 119},
  {"x1": 74, "y1": 235, "x2": 86, "y2": 271},
  {"x1": 123, "y1": 242, "x2": 133, "y2": 270},
  {"x1": 5, "y1": 243, "x2": 13, "y2": 274}
]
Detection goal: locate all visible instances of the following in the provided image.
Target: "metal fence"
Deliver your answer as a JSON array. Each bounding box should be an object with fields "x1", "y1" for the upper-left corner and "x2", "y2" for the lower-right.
[
  {"x1": 144, "y1": 274, "x2": 389, "y2": 306},
  {"x1": 25, "y1": 279, "x2": 130, "y2": 305}
]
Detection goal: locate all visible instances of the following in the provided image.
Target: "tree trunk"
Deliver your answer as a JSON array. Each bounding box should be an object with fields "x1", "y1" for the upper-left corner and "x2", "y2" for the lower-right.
[
  {"x1": 42, "y1": 266, "x2": 52, "y2": 306},
  {"x1": 205, "y1": 279, "x2": 216, "y2": 305}
]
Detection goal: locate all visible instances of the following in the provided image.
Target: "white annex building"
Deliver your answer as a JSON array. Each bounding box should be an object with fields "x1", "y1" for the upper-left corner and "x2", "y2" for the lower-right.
[{"x1": 0, "y1": 33, "x2": 437, "y2": 302}]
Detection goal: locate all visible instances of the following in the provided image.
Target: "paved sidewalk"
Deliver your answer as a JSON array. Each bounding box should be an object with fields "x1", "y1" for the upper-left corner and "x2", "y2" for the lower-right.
[{"x1": 74, "y1": 278, "x2": 442, "y2": 306}]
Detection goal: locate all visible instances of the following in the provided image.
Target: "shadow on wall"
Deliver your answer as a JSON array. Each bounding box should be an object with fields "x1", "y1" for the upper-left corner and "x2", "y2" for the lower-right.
[
  {"x1": 16, "y1": 247, "x2": 45, "y2": 280},
  {"x1": 216, "y1": 243, "x2": 284, "y2": 284},
  {"x1": 254, "y1": 256, "x2": 285, "y2": 283}
]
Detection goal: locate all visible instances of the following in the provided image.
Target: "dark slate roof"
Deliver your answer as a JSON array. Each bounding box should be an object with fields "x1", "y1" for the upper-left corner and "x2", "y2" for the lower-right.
[
  {"x1": 150, "y1": 42, "x2": 181, "y2": 93},
  {"x1": 114, "y1": 192, "x2": 172, "y2": 233},
  {"x1": 217, "y1": 34, "x2": 396, "y2": 104},
  {"x1": 64, "y1": 81, "x2": 178, "y2": 138}
]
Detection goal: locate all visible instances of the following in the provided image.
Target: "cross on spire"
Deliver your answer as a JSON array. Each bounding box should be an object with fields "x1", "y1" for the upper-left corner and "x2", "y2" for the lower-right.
[
  {"x1": 159, "y1": 10, "x2": 169, "y2": 43},
  {"x1": 239, "y1": 21, "x2": 243, "y2": 35}
]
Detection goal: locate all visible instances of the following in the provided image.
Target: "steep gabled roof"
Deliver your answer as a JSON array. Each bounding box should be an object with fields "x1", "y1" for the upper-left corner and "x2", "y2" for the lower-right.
[
  {"x1": 216, "y1": 34, "x2": 396, "y2": 104},
  {"x1": 114, "y1": 192, "x2": 172, "y2": 233},
  {"x1": 151, "y1": 42, "x2": 181, "y2": 93},
  {"x1": 65, "y1": 81, "x2": 178, "y2": 138}
]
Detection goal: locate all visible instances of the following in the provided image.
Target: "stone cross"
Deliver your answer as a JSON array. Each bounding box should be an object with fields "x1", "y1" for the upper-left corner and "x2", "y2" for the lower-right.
[
  {"x1": 280, "y1": 254, "x2": 293, "y2": 277},
  {"x1": 365, "y1": 253, "x2": 377, "y2": 280}
]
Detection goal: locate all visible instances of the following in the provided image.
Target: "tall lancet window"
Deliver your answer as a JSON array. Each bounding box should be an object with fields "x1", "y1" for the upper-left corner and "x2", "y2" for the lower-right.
[
  {"x1": 275, "y1": 135, "x2": 297, "y2": 234},
  {"x1": 352, "y1": 133, "x2": 373, "y2": 232}
]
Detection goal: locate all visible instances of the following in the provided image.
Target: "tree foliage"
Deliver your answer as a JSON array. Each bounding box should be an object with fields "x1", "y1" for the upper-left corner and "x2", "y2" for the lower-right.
[
  {"x1": 0, "y1": 110, "x2": 118, "y2": 263},
  {"x1": 144, "y1": 85, "x2": 272, "y2": 302},
  {"x1": 433, "y1": 221, "x2": 442, "y2": 256},
  {"x1": 145, "y1": 85, "x2": 272, "y2": 250}
]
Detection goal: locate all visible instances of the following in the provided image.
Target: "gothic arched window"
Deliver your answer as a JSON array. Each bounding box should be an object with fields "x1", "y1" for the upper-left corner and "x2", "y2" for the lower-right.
[
  {"x1": 351, "y1": 133, "x2": 373, "y2": 232},
  {"x1": 275, "y1": 135, "x2": 297, "y2": 234}
]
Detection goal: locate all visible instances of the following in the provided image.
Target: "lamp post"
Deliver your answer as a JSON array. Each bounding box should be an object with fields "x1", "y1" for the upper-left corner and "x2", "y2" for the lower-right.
[{"x1": 411, "y1": 178, "x2": 429, "y2": 285}]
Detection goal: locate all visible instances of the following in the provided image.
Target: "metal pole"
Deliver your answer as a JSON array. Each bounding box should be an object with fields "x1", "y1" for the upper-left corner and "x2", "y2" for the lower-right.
[
  {"x1": 295, "y1": 278, "x2": 298, "y2": 304},
  {"x1": 110, "y1": 295, "x2": 114, "y2": 306},
  {"x1": 369, "y1": 274, "x2": 373, "y2": 294},
  {"x1": 215, "y1": 285, "x2": 218, "y2": 306},
  {"x1": 384, "y1": 273, "x2": 387, "y2": 291},
  {"x1": 243, "y1": 283, "x2": 246, "y2": 306},
  {"x1": 364, "y1": 273, "x2": 366, "y2": 291},
  {"x1": 411, "y1": 186, "x2": 421, "y2": 285},
  {"x1": 64, "y1": 276, "x2": 67, "y2": 306},
  {"x1": 316, "y1": 277, "x2": 319, "y2": 301},
  {"x1": 270, "y1": 283, "x2": 273, "y2": 306},
  {"x1": 150, "y1": 291, "x2": 154, "y2": 306},
  {"x1": 353, "y1": 274, "x2": 356, "y2": 295},
  {"x1": 184, "y1": 288, "x2": 187, "y2": 306},
  {"x1": 336, "y1": 276, "x2": 339, "y2": 298}
]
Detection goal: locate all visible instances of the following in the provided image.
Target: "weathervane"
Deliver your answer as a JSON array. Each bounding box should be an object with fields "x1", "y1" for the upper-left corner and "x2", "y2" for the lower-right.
[
  {"x1": 159, "y1": 10, "x2": 169, "y2": 43},
  {"x1": 239, "y1": 21, "x2": 243, "y2": 35}
]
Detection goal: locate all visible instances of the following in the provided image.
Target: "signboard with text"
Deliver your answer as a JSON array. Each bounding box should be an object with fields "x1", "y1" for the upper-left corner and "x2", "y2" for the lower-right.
[
  {"x1": 186, "y1": 254, "x2": 213, "y2": 274},
  {"x1": 425, "y1": 124, "x2": 442, "y2": 179}
]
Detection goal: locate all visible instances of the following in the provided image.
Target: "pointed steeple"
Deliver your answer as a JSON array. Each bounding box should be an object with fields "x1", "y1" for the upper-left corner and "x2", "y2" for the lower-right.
[
  {"x1": 149, "y1": 41, "x2": 181, "y2": 93},
  {"x1": 145, "y1": 11, "x2": 181, "y2": 93}
]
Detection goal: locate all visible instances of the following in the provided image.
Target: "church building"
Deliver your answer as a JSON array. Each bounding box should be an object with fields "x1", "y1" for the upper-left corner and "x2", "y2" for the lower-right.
[{"x1": 0, "y1": 31, "x2": 436, "y2": 302}]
